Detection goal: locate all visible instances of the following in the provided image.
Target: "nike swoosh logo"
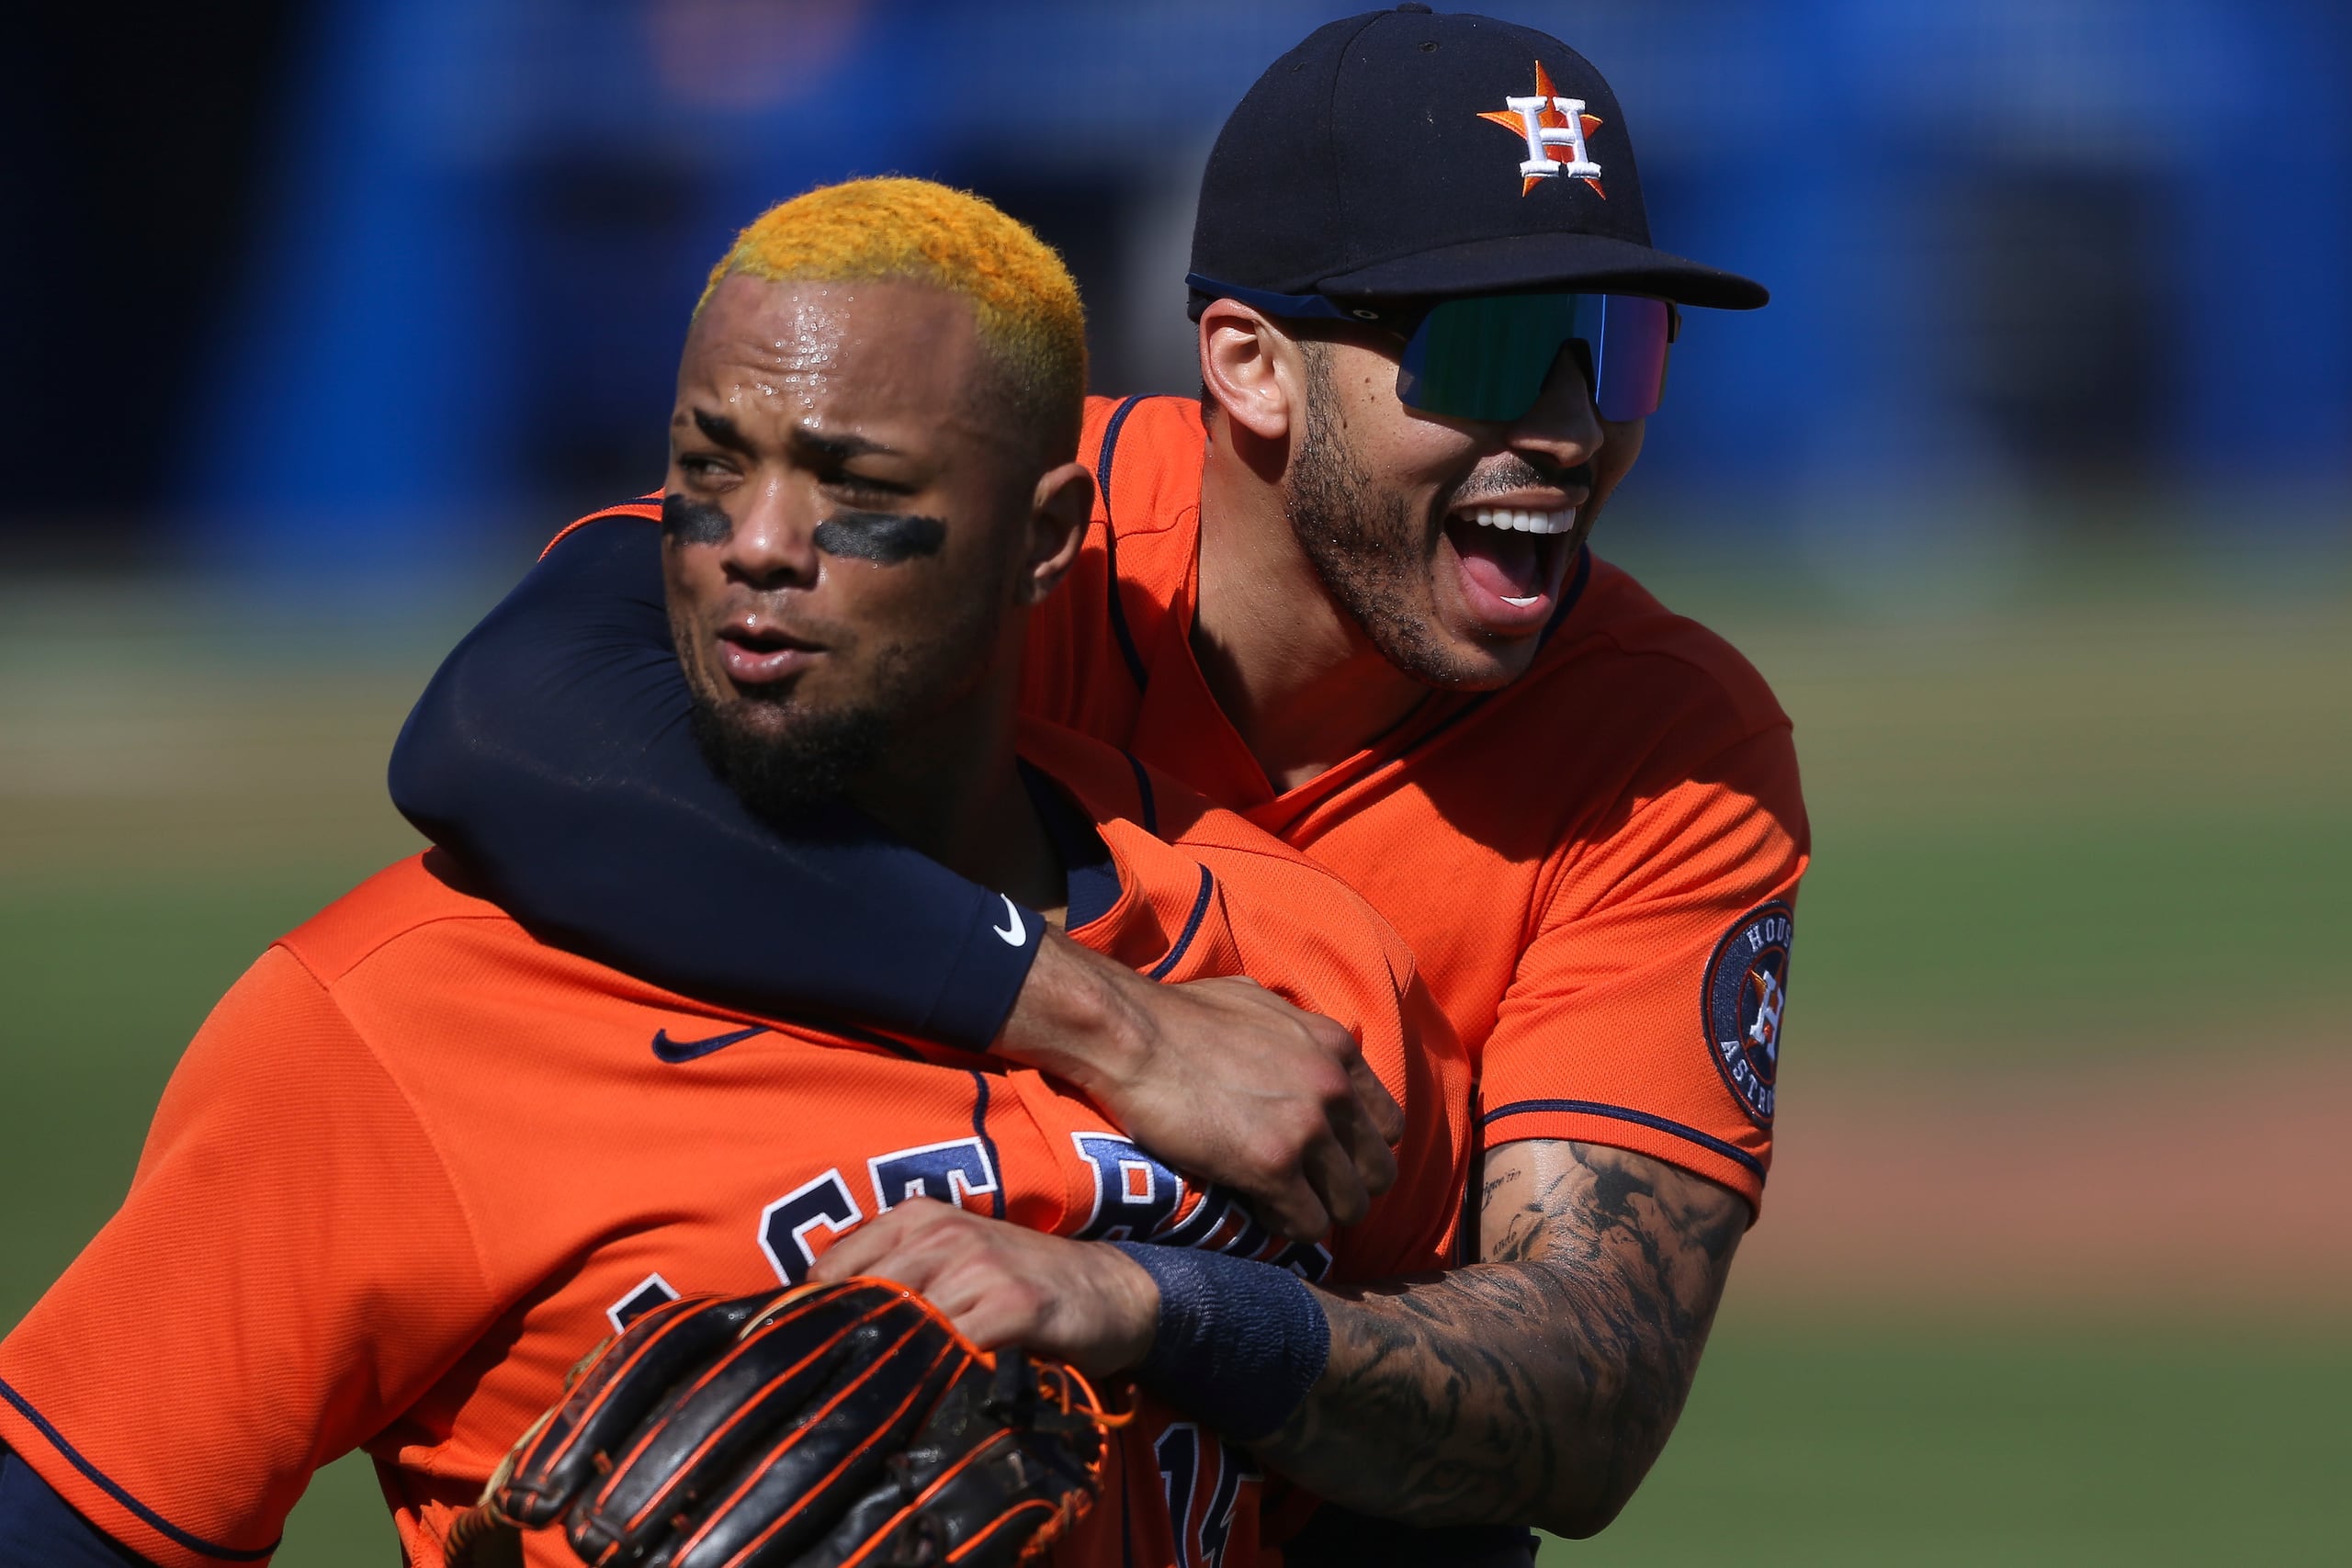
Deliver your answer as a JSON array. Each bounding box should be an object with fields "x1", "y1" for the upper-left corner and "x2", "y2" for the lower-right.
[
  {"x1": 992, "y1": 894, "x2": 1027, "y2": 947},
  {"x1": 650, "y1": 1024, "x2": 769, "y2": 1064}
]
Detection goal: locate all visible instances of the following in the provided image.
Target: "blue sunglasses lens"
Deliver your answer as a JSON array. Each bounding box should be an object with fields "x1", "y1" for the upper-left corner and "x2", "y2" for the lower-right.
[{"x1": 1395, "y1": 293, "x2": 1672, "y2": 423}]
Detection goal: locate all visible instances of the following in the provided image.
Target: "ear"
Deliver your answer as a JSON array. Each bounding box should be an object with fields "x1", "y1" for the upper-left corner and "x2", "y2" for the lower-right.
[
  {"x1": 1020, "y1": 460, "x2": 1094, "y2": 606},
  {"x1": 1198, "y1": 300, "x2": 1306, "y2": 443}
]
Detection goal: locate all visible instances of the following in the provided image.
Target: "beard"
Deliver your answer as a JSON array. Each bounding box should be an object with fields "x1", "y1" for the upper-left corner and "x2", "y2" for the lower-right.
[
  {"x1": 1287, "y1": 350, "x2": 1590, "y2": 689},
  {"x1": 1285, "y1": 353, "x2": 1465, "y2": 686},
  {"x1": 1288, "y1": 355, "x2": 1448, "y2": 682},
  {"x1": 675, "y1": 568, "x2": 1011, "y2": 825},
  {"x1": 687, "y1": 684, "x2": 897, "y2": 823}
]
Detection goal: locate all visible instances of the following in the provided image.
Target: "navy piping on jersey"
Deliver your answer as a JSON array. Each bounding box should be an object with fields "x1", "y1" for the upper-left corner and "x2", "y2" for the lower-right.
[
  {"x1": 1093, "y1": 395, "x2": 1153, "y2": 689},
  {"x1": 1123, "y1": 752, "x2": 1159, "y2": 836},
  {"x1": 1481, "y1": 1098, "x2": 1766, "y2": 1181},
  {"x1": 1389, "y1": 546, "x2": 1594, "y2": 767},
  {"x1": 1021, "y1": 762, "x2": 1122, "y2": 930},
  {"x1": 0, "y1": 1378, "x2": 277, "y2": 1562},
  {"x1": 1145, "y1": 865, "x2": 1217, "y2": 980},
  {"x1": 967, "y1": 1072, "x2": 1008, "y2": 1218}
]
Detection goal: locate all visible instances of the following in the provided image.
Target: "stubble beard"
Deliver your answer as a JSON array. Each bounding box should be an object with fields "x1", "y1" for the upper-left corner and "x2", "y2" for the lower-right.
[
  {"x1": 677, "y1": 599, "x2": 1003, "y2": 826},
  {"x1": 1286, "y1": 355, "x2": 1483, "y2": 689},
  {"x1": 687, "y1": 682, "x2": 899, "y2": 823}
]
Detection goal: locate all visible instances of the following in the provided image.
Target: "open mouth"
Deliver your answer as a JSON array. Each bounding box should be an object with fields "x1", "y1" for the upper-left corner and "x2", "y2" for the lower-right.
[
  {"x1": 717, "y1": 621, "x2": 823, "y2": 686},
  {"x1": 1442, "y1": 502, "x2": 1579, "y2": 628}
]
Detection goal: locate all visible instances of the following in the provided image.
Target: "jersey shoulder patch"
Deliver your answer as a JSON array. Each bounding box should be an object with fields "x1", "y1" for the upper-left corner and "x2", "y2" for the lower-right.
[{"x1": 1702, "y1": 901, "x2": 1792, "y2": 1127}]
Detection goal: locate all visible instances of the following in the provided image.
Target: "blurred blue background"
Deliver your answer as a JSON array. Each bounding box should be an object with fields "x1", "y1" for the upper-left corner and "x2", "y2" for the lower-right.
[{"x1": 7, "y1": 0, "x2": 2348, "y2": 576}]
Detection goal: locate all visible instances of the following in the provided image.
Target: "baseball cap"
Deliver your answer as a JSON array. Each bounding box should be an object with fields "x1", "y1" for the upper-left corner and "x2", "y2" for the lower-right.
[{"x1": 1190, "y1": 5, "x2": 1767, "y2": 311}]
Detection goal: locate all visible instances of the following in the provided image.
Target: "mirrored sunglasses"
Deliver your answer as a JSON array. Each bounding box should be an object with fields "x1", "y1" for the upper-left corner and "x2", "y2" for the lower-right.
[{"x1": 1187, "y1": 276, "x2": 1678, "y2": 425}]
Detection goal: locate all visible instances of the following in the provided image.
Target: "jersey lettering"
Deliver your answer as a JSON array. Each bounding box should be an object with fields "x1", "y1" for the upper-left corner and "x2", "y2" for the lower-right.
[
  {"x1": 1156, "y1": 1422, "x2": 1202, "y2": 1568},
  {"x1": 1070, "y1": 1132, "x2": 1334, "y2": 1280},
  {"x1": 604, "y1": 1271, "x2": 680, "y2": 1332},
  {"x1": 1069, "y1": 1133, "x2": 1185, "y2": 1240},
  {"x1": 868, "y1": 1136, "x2": 999, "y2": 1213},
  {"x1": 1155, "y1": 1422, "x2": 1252, "y2": 1568},
  {"x1": 758, "y1": 1169, "x2": 864, "y2": 1285}
]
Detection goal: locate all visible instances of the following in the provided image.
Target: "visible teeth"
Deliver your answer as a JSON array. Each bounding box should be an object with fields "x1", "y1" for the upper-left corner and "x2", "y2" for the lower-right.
[
  {"x1": 1464, "y1": 505, "x2": 1577, "y2": 535},
  {"x1": 1501, "y1": 594, "x2": 1543, "y2": 606}
]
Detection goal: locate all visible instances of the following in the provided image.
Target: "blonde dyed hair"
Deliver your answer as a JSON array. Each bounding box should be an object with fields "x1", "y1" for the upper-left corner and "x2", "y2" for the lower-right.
[{"x1": 696, "y1": 177, "x2": 1088, "y2": 461}]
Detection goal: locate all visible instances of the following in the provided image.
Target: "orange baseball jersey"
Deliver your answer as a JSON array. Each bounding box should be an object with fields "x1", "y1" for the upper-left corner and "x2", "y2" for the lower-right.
[
  {"x1": 0, "y1": 726, "x2": 1467, "y2": 1568},
  {"x1": 1021, "y1": 395, "x2": 1808, "y2": 1210}
]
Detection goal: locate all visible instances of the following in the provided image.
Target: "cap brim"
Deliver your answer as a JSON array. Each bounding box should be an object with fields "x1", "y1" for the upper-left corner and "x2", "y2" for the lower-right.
[{"x1": 1318, "y1": 231, "x2": 1768, "y2": 310}]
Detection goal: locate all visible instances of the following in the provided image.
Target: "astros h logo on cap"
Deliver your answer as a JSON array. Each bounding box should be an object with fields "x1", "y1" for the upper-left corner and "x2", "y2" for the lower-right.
[
  {"x1": 1189, "y1": 5, "x2": 1768, "y2": 310},
  {"x1": 1478, "y1": 60, "x2": 1606, "y2": 198}
]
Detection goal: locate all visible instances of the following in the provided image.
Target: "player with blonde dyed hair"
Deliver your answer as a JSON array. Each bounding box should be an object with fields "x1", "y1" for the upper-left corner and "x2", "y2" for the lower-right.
[
  {"x1": 694, "y1": 177, "x2": 1089, "y2": 461},
  {"x1": 0, "y1": 174, "x2": 1466, "y2": 1568}
]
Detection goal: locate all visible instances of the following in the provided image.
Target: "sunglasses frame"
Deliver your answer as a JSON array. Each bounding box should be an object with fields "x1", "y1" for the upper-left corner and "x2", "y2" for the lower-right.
[{"x1": 1185, "y1": 274, "x2": 1679, "y2": 425}]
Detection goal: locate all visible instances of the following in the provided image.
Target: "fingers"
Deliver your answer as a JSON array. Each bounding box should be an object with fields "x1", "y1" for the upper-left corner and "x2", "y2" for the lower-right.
[
  {"x1": 1248, "y1": 1168, "x2": 1333, "y2": 1244},
  {"x1": 1299, "y1": 1129, "x2": 1373, "y2": 1230},
  {"x1": 927, "y1": 1290, "x2": 1032, "y2": 1355},
  {"x1": 1276, "y1": 1017, "x2": 1394, "y2": 1234},
  {"x1": 1345, "y1": 1046, "x2": 1408, "y2": 1150},
  {"x1": 1336, "y1": 1059, "x2": 1403, "y2": 1206},
  {"x1": 810, "y1": 1201, "x2": 952, "y2": 1287},
  {"x1": 811, "y1": 1202, "x2": 1026, "y2": 1348},
  {"x1": 812, "y1": 1204, "x2": 1156, "y2": 1371}
]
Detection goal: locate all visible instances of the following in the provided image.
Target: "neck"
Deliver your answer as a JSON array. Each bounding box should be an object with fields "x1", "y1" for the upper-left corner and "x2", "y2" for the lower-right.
[
  {"x1": 851, "y1": 675, "x2": 1068, "y2": 924},
  {"x1": 1193, "y1": 436, "x2": 1427, "y2": 794}
]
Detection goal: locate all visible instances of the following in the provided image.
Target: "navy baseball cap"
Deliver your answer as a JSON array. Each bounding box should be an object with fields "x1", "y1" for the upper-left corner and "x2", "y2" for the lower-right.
[{"x1": 1190, "y1": 5, "x2": 1767, "y2": 311}]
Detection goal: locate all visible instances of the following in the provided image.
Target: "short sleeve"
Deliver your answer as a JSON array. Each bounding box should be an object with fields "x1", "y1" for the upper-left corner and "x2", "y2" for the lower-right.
[
  {"x1": 1476, "y1": 724, "x2": 1808, "y2": 1215},
  {"x1": 0, "y1": 947, "x2": 496, "y2": 1568}
]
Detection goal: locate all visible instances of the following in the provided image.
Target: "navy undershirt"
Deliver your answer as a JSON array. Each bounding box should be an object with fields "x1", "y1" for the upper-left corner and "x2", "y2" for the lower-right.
[
  {"x1": 389, "y1": 516, "x2": 1038, "y2": 1048},
  {"x1": 0, "y1": 1447, "x2": 158, "y2": 1567}
]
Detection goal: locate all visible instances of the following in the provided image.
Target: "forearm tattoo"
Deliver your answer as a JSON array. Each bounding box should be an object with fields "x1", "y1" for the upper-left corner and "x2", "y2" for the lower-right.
[{"x1": 1252, "y1": 1140, "x2": 1747, "y2": 1534}]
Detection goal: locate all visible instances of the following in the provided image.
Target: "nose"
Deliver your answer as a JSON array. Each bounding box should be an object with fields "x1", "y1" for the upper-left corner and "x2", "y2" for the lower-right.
[
  {"x1": 718, "y1": 478, "x2": 820, "y2": 590},
  {"x1": 1505, "y1": 344, "x2": 1606, "y2": 475}
]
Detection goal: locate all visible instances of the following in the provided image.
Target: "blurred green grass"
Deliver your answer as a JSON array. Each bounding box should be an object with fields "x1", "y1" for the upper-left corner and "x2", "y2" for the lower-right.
[
  {"x1": 1544, "y1": 1319, "x2": 2352, "y2": 1566},
  {"x1": 2, "y1": 560, "x2": 2346, "y2": 1561}
]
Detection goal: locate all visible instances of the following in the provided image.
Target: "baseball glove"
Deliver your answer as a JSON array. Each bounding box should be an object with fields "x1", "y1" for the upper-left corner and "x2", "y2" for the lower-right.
[{"x1": 445, "y1": 1280, "x2": 1118, "y2": 1568}]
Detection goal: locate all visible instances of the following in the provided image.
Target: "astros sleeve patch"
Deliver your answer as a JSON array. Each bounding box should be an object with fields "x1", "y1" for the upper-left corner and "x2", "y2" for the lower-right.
[{"x1": 1702, "y1": 901, "x2": 1792, "y2": 1129}]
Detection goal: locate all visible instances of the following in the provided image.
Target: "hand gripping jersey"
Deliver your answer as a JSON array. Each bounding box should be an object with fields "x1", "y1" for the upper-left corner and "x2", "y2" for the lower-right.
[
  {"x1": 1025, "y1": 396, "x2": 1809, "y2": 1208},
  {"x1": 0, "y1": 727, "x2": 1467, "y2": 1568}
]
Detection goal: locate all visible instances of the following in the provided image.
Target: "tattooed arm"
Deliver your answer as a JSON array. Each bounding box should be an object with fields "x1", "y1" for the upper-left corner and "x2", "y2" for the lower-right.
[
  {"x1": 1257, "y1": 1138, "x2": 1747, "y2": 1538},
  {"x1": 814, "y1": 1134, "x2": 1747, "y2": 1540}
]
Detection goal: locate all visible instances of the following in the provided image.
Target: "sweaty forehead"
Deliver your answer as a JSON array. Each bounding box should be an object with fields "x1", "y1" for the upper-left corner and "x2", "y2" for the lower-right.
[{"x1": 681, "y1": 273, "x2": 991, "y2": 440}]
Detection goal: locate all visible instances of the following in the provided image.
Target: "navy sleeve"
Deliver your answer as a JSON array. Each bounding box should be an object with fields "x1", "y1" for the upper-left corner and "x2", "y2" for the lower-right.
[
  {"x1": 0, "y1": 1448, "x2": 158, "y2": 1568},
  {"x1": 387, "y1": 515, "x2": 1038, "y2": 1047}
]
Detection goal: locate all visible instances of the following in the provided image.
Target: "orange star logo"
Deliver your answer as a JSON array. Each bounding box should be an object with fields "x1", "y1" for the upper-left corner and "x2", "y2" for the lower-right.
[{"x1": 1478, "y1": 61, "x2": 1606, "y2": 198}]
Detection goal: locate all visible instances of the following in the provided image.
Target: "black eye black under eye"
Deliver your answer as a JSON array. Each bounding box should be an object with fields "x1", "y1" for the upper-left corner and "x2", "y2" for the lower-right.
[
  {"x1": 812, "y1": 510, "x2": 946, "y2": 565},
  {"x1": 662, "y1": 491, "x2": 732, "y2": 545}
]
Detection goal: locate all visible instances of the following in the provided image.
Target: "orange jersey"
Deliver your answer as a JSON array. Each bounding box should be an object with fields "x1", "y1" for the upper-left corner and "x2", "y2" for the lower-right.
[
  {"x1": 1022, "y1": 395, "x2": 1809, "y2": 1209},
  {"x1": 0, "y1": 727, "x2": 1467, "y2": 1568}
]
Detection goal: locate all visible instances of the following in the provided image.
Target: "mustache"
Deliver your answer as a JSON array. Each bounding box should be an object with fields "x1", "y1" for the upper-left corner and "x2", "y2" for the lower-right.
[{"x1": 1448, "y1": 456, "x2": 1593, "y2": 505}]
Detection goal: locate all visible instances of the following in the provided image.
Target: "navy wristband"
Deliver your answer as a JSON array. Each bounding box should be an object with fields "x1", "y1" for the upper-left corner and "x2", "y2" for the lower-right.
[{"x1": 1110, "y1": 1244, "x2": 1330, "y2": 1442}]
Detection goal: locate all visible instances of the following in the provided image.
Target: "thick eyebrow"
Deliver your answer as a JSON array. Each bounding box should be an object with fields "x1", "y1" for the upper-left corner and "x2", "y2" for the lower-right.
[
  {"x1": 689, "y1": 408, "x2": 753, "y2": 453},
  {"x1": 788, "y1": 426, "x2": 899, "y2": 463},
  {"x1": 682, "y1": 408, "x2": 902, "y2": 464}
]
